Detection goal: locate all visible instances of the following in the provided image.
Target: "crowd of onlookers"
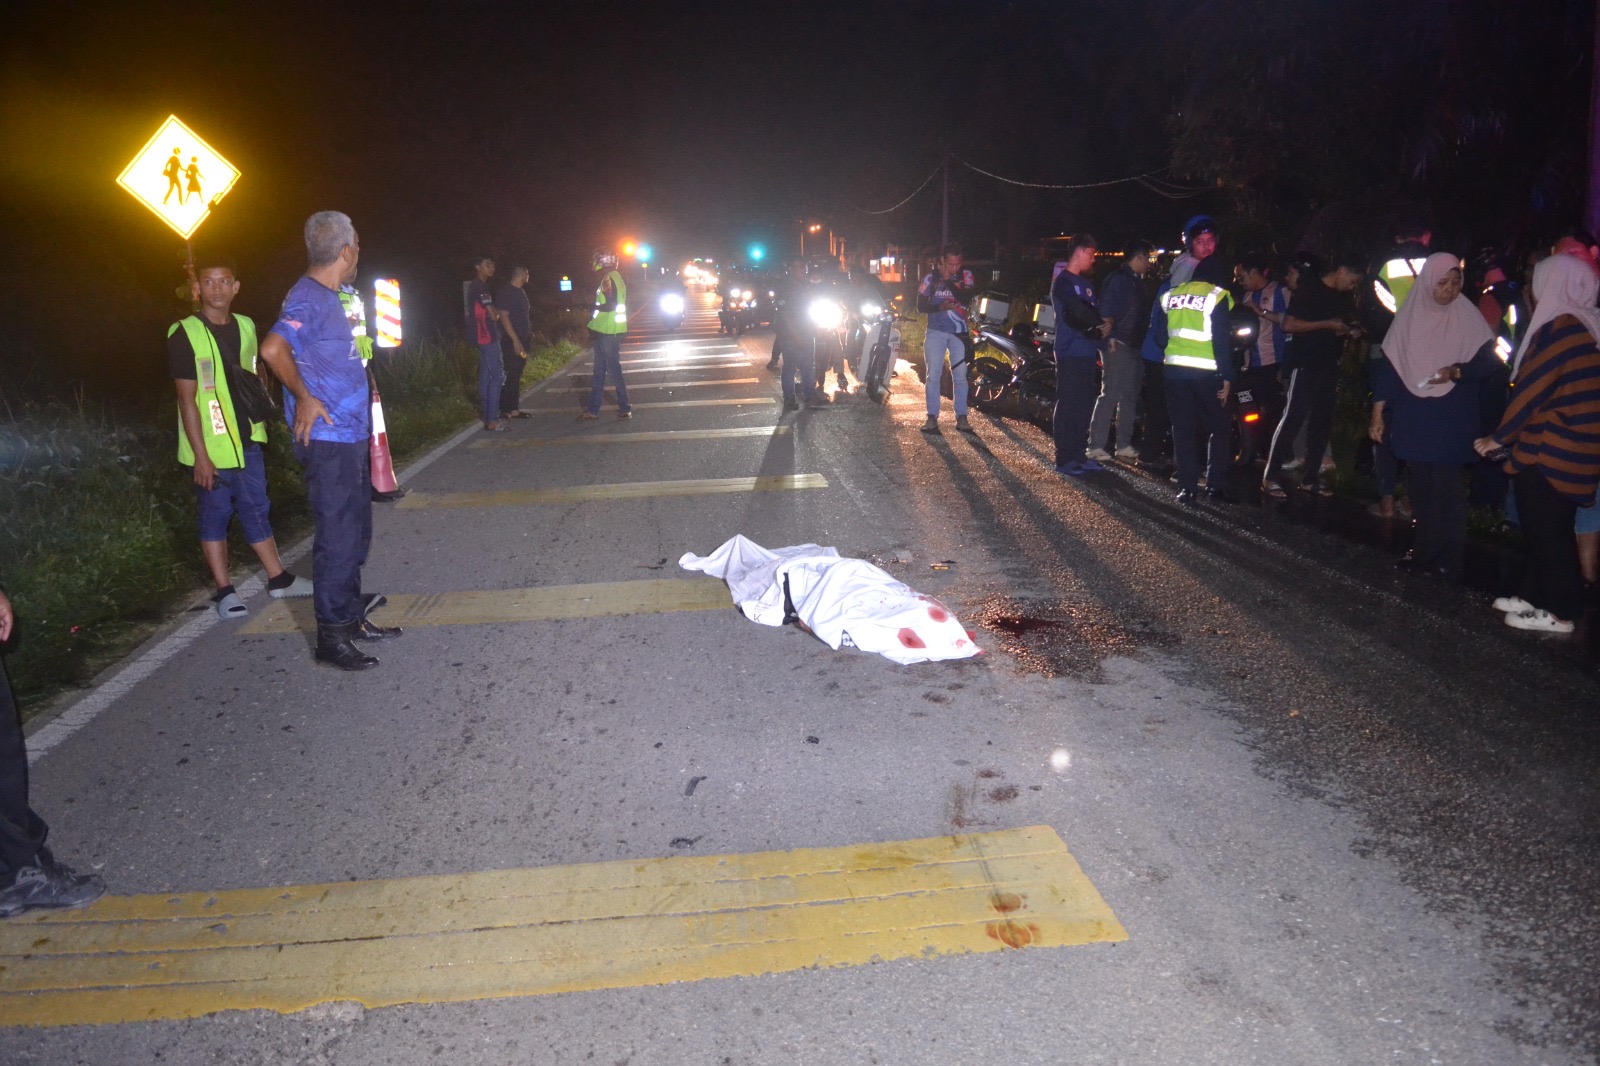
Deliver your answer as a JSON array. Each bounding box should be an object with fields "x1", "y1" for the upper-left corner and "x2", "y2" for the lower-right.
[{"x1": 915, "y1": 218, "x2": 1600, "y2": 636}]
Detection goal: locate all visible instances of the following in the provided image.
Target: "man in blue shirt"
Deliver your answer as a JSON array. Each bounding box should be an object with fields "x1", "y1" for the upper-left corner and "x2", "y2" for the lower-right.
[
  {"x1": 1051, "y1": 234, "x2": 1112, "y2": 475},
  {"x1": 257, "y1": 211, "x2": 401, "y2": 670}
]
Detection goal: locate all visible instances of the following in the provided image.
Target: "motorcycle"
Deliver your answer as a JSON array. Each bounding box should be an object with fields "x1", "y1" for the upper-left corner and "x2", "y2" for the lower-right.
[
  {"x1": 857, "y1": 295, "x2": 902, "y2": 403},
  {"x1": 658, "y1": 289, "x2": 685, "y2": 331},
  {"x1": 964, "y1": 297, "x2": 1057, "y2": 427},
  {"x1": 808, "y1": 290, "x2": 851, "y2": 394},
  {"x1": 1226, "y1": 304, "x2": 1271, "y2": 462}
]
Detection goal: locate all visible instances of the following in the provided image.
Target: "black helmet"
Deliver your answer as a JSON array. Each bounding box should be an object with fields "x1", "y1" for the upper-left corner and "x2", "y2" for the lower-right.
[{"x1": 1182, "y1": 215, "x2": 1218, "y2": 249}]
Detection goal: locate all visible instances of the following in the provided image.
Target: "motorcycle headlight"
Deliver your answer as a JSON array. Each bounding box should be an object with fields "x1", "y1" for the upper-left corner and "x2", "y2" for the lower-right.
[
  {"x1": 860, "y1": 301, "x2": 883, "y2": 318},
  {"x1": 809, "y1": 299, "x2": 843, "y2": 328},
  {"x1": 659, "y1": 293, "x2": 684, "y2": 315},
  {"x1": 741, "y1": 289, "x2": 754, "y2": 301}
]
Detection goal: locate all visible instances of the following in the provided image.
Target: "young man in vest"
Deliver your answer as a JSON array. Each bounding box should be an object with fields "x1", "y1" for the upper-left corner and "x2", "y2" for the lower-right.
[
  {"x1": 1153, "y1": 255, "x2": 1238, "y2": 504},
  {"x1": 169, "y1": 256, "x2": 311, "y2": 619},
  {"x1": 581, "y1": 248, "x2": 632, "y2": 420},
  {"x1": 257, "y1": 211, "x2": 401, "y2": 671}
]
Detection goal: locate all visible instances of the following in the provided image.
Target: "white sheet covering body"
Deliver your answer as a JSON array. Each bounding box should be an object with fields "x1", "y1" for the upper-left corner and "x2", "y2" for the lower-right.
[{"x1": 679, "y1": 535, "x2": 981, "y2": 665}]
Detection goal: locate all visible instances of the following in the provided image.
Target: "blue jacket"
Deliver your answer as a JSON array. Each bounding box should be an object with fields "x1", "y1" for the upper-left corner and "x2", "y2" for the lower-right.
[
  {"x1": 1373, "y1": 342, "x2": 1499, "y2": 464},
  {"x1": 1050, "y1": 269, "x2": 1104, "y2": 360}
]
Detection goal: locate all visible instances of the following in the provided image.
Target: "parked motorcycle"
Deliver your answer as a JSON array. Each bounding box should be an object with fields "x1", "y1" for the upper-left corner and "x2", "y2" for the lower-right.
[{"x1": 857, "y1": 295, "x2": 902, "y2": 403}]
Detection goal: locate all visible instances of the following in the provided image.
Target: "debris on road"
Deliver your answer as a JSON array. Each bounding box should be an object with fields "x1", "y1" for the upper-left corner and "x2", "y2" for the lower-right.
[{"x1": 679, "y1": 535, "x2": 981, "y2": 665}]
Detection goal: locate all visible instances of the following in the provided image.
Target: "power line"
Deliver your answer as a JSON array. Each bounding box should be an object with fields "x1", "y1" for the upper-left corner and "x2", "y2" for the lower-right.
[
  {"x1": 853, "y1": 162, "x2": 944, "y2": 215},
  {"x1": 955, "y1": 155, "x2": 1191, "y2": 192}
]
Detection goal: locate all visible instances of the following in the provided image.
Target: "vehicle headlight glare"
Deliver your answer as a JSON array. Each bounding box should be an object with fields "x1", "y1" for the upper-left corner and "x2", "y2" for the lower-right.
[
  {"x1": 659, "y1": 293, "x2": 684, "y2": 315},
  {"x1": 860, "y1": 302, "x2": 883, "y2": 317},
  {"x1": 809, "y1": 299, "x2": 843, "y2": 328}
]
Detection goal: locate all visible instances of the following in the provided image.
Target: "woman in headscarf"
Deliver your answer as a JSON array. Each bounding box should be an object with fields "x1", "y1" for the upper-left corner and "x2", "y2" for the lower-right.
[
  {"x1": 1369, "y1": 253, "x2": 1497, "y2": 580},
  {"x1": 1475, "y1": 253, "x2": 1600, "y2": 633}
]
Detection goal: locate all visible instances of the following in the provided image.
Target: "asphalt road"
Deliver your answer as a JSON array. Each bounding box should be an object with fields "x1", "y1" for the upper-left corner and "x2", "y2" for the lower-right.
[{"x1": 4, "y1": 286, "x2": 1597, "y2": 1065}]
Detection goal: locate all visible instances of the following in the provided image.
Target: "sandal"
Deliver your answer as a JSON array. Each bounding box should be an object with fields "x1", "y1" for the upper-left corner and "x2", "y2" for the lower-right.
[{"x1": 214, "y1": 591, "x2": 248, "y2": 619}]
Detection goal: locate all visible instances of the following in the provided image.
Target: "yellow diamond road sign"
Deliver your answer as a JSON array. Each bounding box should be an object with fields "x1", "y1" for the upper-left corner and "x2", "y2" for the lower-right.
[{"x1": 116, "y1": 115, "x2": 240, "y2": 240}]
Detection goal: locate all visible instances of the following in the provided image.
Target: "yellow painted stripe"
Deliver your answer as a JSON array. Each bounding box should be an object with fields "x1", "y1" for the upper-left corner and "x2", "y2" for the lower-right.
[
  {"x1": 396, "y1": 473, "x2": 826, "y2": 510},
  {"x1": 527, "y1": 397, "x2": 777, "y2": 412},
  {"x1": 0, "y1": 826, "x2": 1125, "y2": 1027},
  {"x1": 238, "y1": 577, "x2": 732, "y2": 635},
  {"x1": 546, "y1": 378, "x2": 759, "y2": 393},
  {"x1": 470, "y1": 426, "x2": 791, "y2": 448}
]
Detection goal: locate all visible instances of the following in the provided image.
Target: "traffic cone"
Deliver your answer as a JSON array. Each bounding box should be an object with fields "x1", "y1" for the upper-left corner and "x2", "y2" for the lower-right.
[{"x1": 369, "y1": 390, "x2": 404, "y2": 500}]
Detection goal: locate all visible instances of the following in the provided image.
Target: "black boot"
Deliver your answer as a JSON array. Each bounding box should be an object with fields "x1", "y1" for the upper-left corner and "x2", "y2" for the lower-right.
[
  {"x1": 315, "y1": 621, "x2": 379, "y2": 670},
  {"x1": 353, "y1": 617, "x2": 403, "y2": 641}
]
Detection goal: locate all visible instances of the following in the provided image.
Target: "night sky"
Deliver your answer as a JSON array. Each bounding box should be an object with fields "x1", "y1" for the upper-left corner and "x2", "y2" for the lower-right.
[{"x1": 1, "y1": 1, "x2": 1591, "y2": 397}]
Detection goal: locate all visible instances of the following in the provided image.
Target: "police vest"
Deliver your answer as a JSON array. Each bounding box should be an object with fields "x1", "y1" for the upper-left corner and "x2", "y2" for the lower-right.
[
  {"x1": 1373, "y1": 257, "x2": 1429, "y2": 314},
  {"x1": 171, "y1": 314, "x2": 266, "y2": 468},
  {"x1": 1162, "y1": 282, "x2": 1233, "y2": 371},
  {"x1": 589, "y1": 270, "x2": 628, "y2": 334}
]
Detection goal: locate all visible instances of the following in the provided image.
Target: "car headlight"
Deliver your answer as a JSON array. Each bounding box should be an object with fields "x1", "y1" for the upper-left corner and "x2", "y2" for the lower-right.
[
  {"x1": 659, "y1": 293, "x2": 684, "y2": 314},
  {"x1": 860, "y1": 301, "x2": 883, "y2": 318},
  {"x1": 809, "y1": 299, "x2": 843, "y2": 328},
  {"x1": 741, "y1": 289, "x2": 754, "y2": 301}
]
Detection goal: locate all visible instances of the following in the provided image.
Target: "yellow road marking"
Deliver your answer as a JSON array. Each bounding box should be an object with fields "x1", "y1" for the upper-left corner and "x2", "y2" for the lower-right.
[
  {"x1": 546, "y1": 378, "x2": 759, "y2": 393},
  {"x1": 239, "y1": 577, "x2": 732, "y2": 635},
  {"x1": 396, "y1": 474, "x2": 825, "y2": 510},
  {"x1": 528, "y1": 397, "x2": 777, "y2": 412},
  {"x1": 0, "y1": 826, "x2": 1125, "y2": 1027},
  {"x1": 471, "y1": 426, "x2": 791, "y2": 448}
]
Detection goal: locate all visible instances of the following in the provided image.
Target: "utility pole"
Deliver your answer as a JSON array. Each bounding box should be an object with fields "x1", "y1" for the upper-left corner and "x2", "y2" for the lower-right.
[
  {"x1": 941, "y1": 153, "x2": 950, "y2": 249},
  {"x1": 1589, "y1": 0, "x2": 1600, "y2": 237}
]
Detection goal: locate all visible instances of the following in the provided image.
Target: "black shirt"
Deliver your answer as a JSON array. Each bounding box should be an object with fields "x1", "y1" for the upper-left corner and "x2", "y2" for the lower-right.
[
  {"x1": 1287, "y1": 278, "x2": 1353, "y2": 368},
  {"x1": 497, "y1": 284, "x2": 531, "y2": 341},
  {"x1": 168, "y1": 316, "x2": 250, "y2": 435}
]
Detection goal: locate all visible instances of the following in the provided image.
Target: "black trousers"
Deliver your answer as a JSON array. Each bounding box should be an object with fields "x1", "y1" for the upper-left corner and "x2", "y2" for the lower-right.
[
  {"x1": 1515, "y1": 467, "x2": 1582, "y2": 621},
  {"x1": 1052, "y1": 358, "x2": 1098, "y2": 466},
  {"x1": 0, "y1": 661, "x2": 47, "y2": 880},
  {"x1": 295, "y1": 439, "x2": 373, "y2": 626},
  {"x1": 1405, "y1": 461, "x2": 1467, "y2": 579},
  {"x1": 1266, "y1": 360, "x2": 1339, "y2": 485},
  {"x1": 1166, "y1": 372, "x2": 1232, "y2": 492},
  {"x1": 1138, "y1": 360, "x2": 1171, "y2": 460},
  {"x1": 499, "y1": 331, "x2": 530, "y2": 414}
]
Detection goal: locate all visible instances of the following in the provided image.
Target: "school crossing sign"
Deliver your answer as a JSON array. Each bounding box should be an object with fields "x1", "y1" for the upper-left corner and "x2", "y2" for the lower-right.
[{"x1": 116, "y1": 115, "x2": 240, "y2": 240}]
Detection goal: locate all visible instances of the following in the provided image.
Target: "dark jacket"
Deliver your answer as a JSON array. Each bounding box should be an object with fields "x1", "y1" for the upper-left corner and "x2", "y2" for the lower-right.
[
  {"x1": 1099, "y1": 264, "x2": 1153, "y2": 347},
  {"x1": 1050, "y1": 269, "x2": 1104, "y2": 360}
]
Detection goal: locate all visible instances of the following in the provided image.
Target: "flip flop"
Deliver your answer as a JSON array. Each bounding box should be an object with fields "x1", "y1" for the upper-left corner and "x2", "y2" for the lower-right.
[{"x1": 214, "y1": 591, "x2": 248, "y2": 619}]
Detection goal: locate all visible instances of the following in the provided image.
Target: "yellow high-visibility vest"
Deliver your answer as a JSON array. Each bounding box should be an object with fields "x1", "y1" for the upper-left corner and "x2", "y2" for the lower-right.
[
  {"x1": 589, "y1": 270, "x2": 628, "y2": 334},
  {"x1": 1162, "y1": 282, "x2": 1233, "y2": 371},
  {"x1": 1373, "y1": 257, "x2": 1429, "y2": 314},
  {"x1": 171, "y1": 314, "x2": 265, "y2": 468}
]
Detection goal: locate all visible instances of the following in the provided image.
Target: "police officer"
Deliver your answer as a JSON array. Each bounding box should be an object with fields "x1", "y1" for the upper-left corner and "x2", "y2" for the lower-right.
[{"x1": 1153, "y1": 255, "x2": 1237, "y2": 504}]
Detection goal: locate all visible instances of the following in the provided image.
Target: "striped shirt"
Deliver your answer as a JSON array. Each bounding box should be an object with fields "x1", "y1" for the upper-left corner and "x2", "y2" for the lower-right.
[{"x1": 1495, "y1": 315, "x2": 1600, "y2": 503}]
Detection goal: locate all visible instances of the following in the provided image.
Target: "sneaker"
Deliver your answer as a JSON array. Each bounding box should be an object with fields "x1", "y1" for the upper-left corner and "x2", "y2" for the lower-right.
[
  {"x1": 1114, "y1": 446, "x2": 1139, "y2": 460},
  {"x1": 955, "y1": 416, "x2": 975, "y2": 433},
  {"x1": 0, "y1": 858, "x2": 106, "y2": 918},
  {"x1": 1079, "y1": 459, "x2": 1107, "y2": 472},
  {"x1": 1493, "y1": 596, "x2": 1535, "y2": 614},
  {"x1": 1282, "y1": 457, "x2": 1305, "y2": 472},
  {"x1": 1175, "y1": 488, "x2": 1198, "y2": 505},
  {"x1": 1087, "y1": 447, "x2": 1112, "y2": 461},
  {"x1": 575, "y1": 411, "x2": 599, "y2": 422},
  {"x1": 1504, "y1": 609, "x2": 1575, "y2": 634},
  {"x1": 1055, "y1": 462, "x2": 1089, "y2": 478},
  {"x1": 920, "y1": 417, "x2": 941, "y2": 434},
  {"x1": 782, "y1": 399, "x2": 800, "y2": 412},
  {"x1": 618, "y1": 410, "x2": 633, "y2": 420}
]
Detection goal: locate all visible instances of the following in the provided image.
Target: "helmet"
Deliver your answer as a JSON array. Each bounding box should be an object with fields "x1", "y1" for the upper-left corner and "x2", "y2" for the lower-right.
[
  {"x1": 591, "y1": 248, "x2": 618, "y2": 271},
  {"x1": 1182, "y1": 215, "x2": 1218, "y2": 249}
]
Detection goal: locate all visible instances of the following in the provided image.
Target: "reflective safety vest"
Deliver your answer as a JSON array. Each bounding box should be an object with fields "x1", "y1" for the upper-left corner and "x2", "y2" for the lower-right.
[
  {"x1": 589, "y1": 270, "x2": 628, "y2": 334},
  {"x1": 1373, "y1": 257, "x2": 1429, "y2": 314},
  {"x1": 170, "y1": 314, "x2": 265, "y2": 468},
  {"x1": 1161, "y1": 282, "x2": 1233, "y2": 371}
]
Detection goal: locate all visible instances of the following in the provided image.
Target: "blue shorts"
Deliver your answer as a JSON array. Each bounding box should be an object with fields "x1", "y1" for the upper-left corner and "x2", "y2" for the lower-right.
[
  {"x1": 1578, "y1": 493, "x2": 1600, "y2": 535},
  {"x1": 195, "y1": 444, "x2": 274, "y2": 544}
]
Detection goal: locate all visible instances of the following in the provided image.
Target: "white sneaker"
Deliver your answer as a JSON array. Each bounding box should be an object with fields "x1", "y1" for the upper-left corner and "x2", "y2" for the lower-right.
[
  {"x1": 1492, "y1": 596, "x2": 1534, "y2": 614},
  {"x1": 1114, "y1": 446, "x2": 1139, "y2": 460},
  {"x1": 1282, "y1": 457, "x2": 1305, "y2": 471},
  {"x1": 1086, "y1": 448, "x2": 1112, "y2": 461},
  {"x1": 1504, "y1": 609, "x2": 1575, "y2": 634}
]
